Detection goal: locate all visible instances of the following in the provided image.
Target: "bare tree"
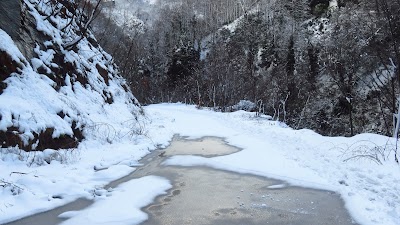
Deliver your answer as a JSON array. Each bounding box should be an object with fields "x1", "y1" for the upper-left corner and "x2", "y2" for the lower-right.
[{"x1": 62, "y1": 0, "x2": 103, "y2": 50}]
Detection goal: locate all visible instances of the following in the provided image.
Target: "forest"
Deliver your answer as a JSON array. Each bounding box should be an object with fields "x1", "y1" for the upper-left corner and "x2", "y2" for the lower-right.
[{"x1": 92, "y1": 0, "x2": 400, "y2": 137}]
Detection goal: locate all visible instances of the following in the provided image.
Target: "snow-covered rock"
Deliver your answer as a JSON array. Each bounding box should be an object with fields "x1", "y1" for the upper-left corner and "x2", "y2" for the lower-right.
[{"x1": 0, "y1": 0, "x2": 142, "y2": 151}]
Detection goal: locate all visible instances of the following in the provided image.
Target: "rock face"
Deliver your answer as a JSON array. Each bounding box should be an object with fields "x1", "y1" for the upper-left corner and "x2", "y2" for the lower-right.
[
  {"x1": 0, "y1": 0, "x2": 142, "y2": 151},
  {"x1": 0, "y1": 0, "x2": 21, "y2": 40},
  {"x1": 0, "y1": 0, "x2": 38, "y2": 59},
  {"x1": 0, "y1": 0, "x2": 21, "y2": 94}
]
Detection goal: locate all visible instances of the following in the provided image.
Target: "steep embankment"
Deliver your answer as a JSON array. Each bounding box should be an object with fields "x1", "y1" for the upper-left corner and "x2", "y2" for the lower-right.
[{"x1": 0, "y1": 0, "x2": 142, "y2": 151}]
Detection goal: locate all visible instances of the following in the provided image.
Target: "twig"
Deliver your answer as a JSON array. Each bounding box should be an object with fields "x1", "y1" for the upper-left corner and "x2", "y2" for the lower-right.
[{"x1": 10, "y1": 172, "x2": 39, "y2": 178}]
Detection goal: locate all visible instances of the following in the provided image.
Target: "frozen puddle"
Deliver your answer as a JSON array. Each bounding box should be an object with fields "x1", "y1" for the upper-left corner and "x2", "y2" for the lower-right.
[
  {"x1": 161, "y1": 136, "x2": 240, "y2": 157},
  {"x1": 2, "y1": 199, "x2": 92, "y2": 225},
  {"x1": 5, "y1": 136, "x2": 357, "y2": 225},
  {"x1": 141, "y1": 168, "x2": 355, "y2": 225},
  {"x1": 117, "y1": 136, "x2": 356, "y2": 225}
]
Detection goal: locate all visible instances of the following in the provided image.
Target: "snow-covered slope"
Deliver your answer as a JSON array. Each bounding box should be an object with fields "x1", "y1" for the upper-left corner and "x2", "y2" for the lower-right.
[
  {"x1": 0, "y1": 0, "x2": 142, "y2": 151},
  {"x1": 0, "y1": 0, "x2": 162, "y2": 222}
]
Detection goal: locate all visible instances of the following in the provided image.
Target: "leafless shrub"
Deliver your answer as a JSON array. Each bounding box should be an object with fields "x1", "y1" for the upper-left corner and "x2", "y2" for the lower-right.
[
  {"x1": 86, "y1": 122, "x2": 117, "y2": 143},
  {"x1": 118, "y1": 118, "x2": 149, "y2": 139},
  {"x1": 340, "y1": 140, "x2": 394, "y2": 165},
  {"x1": 1, "y1": 147, "x2": 80, "y2": 166},
  {"x1": 86, "y1": 116, "x2": 149, "y2": 143},
  {"x1": 0, "y1": 179, "x2": 24, "y2": 196}
]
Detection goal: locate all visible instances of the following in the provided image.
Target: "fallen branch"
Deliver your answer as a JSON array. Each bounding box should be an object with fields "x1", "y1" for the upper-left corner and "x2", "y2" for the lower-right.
[
  {"x1": 10, "y1": 172, "x2": 39, "y2": 177},
  {"x1": 0, "y1": 179, "x2": 24, "y2": 191}
]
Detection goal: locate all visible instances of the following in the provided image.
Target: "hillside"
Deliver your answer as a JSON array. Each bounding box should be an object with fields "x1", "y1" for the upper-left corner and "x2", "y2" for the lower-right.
[
  {"x1": 0, "y1": 0, "x2": 158, "y2": 222},
  {"x1": 0, "y1": 0, "x2": 142, "y2": 151},
  {"x1": 95, "y1": 0, "x2": 400, "y2": 137}
]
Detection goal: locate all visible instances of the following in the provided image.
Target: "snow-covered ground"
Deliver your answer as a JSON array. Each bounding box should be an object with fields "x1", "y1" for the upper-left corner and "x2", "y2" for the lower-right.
[
  {"x1": 148, "y1": 104, "x2": 400, "y2": 225},
  {"x1": 1, "y1": 103, "x2": 400, "y2": 225}
]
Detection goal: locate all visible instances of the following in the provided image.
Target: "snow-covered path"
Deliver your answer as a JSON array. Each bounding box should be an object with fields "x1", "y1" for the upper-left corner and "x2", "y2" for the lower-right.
[
  {"x1": 1, "y1": 103, "x2": 399, "y2": 225},
  {"x1": 145, "y1": 104, "x2": 400, "y2": 225}
]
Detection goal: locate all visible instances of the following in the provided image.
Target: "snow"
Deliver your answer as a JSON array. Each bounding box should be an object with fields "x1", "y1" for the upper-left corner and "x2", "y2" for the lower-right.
[
  {"x1": 0, "y1": 0, "x2": 143, "y2": 146},
  {"x1": 60, "y1": 176, "x2": 171, "y2": 225},
  {"x1": 200, "y1": 14, "x2": 242, "y2": 61},
  {"x1": 144, "y1": 0, "x2": 158, "y2": 5},
  {"x1": 0, "y1": 141, "x2": 155, "y2": 224},
  {"x1": 1, "y1": 103, "x2": 400, "y2": 225},
  {"x1": 99, "y1": 0, "x2": 158, "y2": 33},
  {"x1": 329, "y1": 0, "x2": 338, "y2": 9},
  {"x1": 0, "y1": 0, "x2": 399, "y2": 224},
  {"x1": 358, "y1": 64, "x2": 396, "y2": 97},
  {"x1": 267, "y1": 184, "x2": 288, "y2": 189},
  {"x1": 223, "y1": 16, "x2": 241, "y2": 33},
  {"x1": 145, "y1": 104, "x2": 400, "y2": 225},
  {"x1": 0, "y1": 29, "x2": 26, "y2": 65},
  {"x1": 0, "y1": 0, "x2": 156, "y2": 222},
  {"x1": 231, "y1": 100, "x2": 257, "y2": 112}
]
